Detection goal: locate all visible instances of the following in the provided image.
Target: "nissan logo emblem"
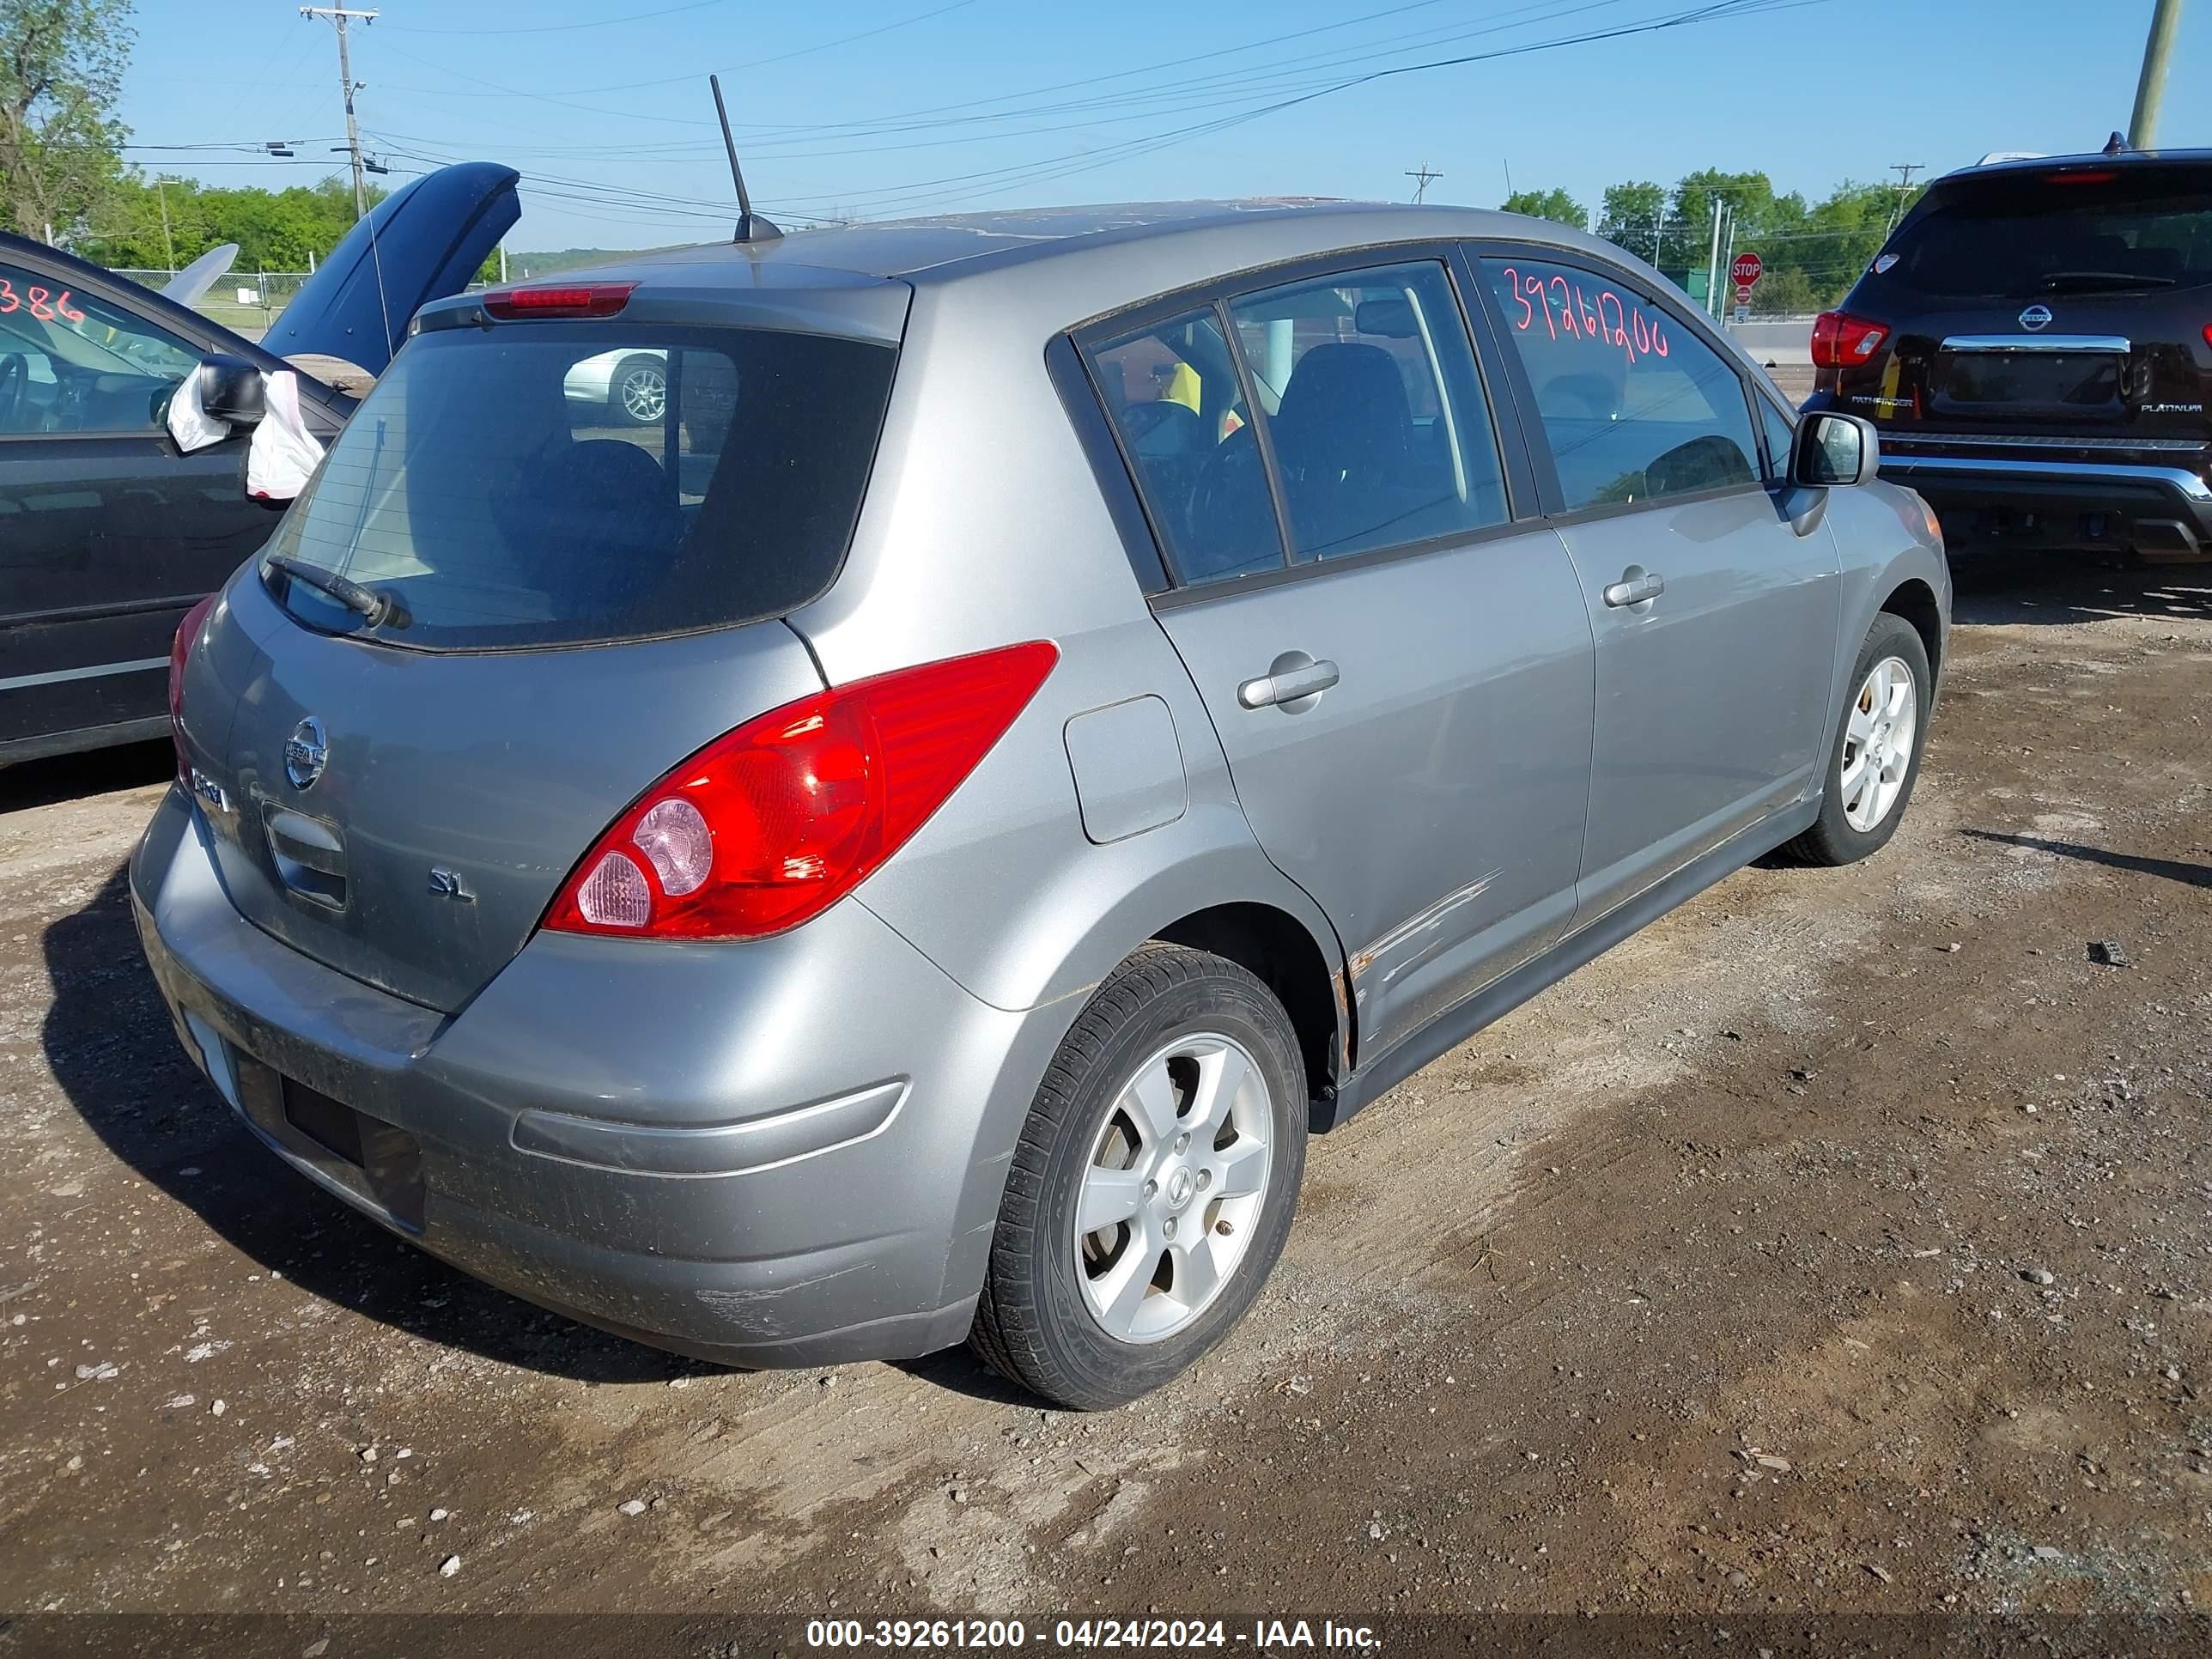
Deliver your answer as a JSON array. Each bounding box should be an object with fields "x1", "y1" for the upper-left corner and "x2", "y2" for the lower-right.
[
  {"x1": 2019, "y1": 304, "x2": 2053, "y2": 331},
  {"x1": 284, "y1": 716, "x2": 328, "y2": 790}
]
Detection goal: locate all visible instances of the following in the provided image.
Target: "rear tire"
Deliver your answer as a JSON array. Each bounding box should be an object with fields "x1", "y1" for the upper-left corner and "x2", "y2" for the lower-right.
[
  {"x1": 969, "y1": 944, "x2": 1307, "y2": 1410},
  {"x1": 1773, "y1": 612, "x2": 1931, "y2": 867},
  {"x1": 609, "y1": 356, "x2": 666, "y2": 427}
]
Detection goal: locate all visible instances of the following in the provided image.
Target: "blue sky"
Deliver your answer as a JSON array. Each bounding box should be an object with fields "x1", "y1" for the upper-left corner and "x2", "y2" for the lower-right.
[{"x1": 118, "y1": 0, "x2": 2209, "y2": 253}]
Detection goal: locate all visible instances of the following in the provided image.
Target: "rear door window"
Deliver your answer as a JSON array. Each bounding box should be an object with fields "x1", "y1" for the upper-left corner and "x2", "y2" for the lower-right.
[
  {"x1": 1481, "y1": 256, "x2": 1758, "y2": 512},
  {"x1": 1226, "y1": 260, "x2": 1509, "y2": 561},
  {"x1": 261, "y1": 322, "x2": 896, "y2": 649},
  {"x1": 1086, "y1": 307, "x2": 1284, "y2": 585}
]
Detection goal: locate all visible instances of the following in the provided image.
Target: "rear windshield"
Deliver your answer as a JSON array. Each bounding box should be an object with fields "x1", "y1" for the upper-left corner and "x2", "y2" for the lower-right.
[
  {"x1": 260, "y1": 321, "x2": 896, "y2": 650},
  {"x1": 1887, "y1": 175, "x2": 2212, "y2": 297}
]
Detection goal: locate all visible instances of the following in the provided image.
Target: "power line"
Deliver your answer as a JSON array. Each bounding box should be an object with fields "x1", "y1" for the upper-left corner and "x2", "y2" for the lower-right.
[
  {"x1": 1884, "y1": 161, "x2": 1923, "y2": 233},
  {"x1": 1407, "y1": 163, "x2": 1443, "y2": 204},
  {"x1": 379, "y1": 0, "x2": 729, "y2": 35}
]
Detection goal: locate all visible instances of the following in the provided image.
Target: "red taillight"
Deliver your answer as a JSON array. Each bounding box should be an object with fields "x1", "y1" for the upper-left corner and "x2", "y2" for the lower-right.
[
  {"x1": 2202, "y1": 323, "x2": 2212, "y2": 352},
  {"x1": 2044, "y1": 169, "x2": 2116, "y2": 186},
  {"x1": 480, "y1": 282, "x2": 635, "y2": 319},
  {"x1": 169, "y1": 594, "x2": 217, "y2": 781},
  {"x1": 544, "y1": 641, "x2": 1059, "y2": 941},
  {"x1": 1811, "y1": 310, "x2": 1891, "y2": 375}
]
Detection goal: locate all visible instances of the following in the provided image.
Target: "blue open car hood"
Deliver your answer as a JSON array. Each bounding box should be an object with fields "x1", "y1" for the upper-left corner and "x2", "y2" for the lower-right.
[{"x1": 264, "y1": 161, "x2": 520, "y2": 378}]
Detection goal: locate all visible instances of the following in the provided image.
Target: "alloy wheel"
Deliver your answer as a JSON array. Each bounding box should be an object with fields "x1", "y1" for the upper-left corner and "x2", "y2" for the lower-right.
[
  {"x1": 1073, "y1": 1033, "x2": 1273, "y2": 1344},
  {"x1": 620, "y1": 365, "x2": 666, "y2": 423},
  {"x1": 1841, "y1": 654, "x2": 1917, "y2": 832}
]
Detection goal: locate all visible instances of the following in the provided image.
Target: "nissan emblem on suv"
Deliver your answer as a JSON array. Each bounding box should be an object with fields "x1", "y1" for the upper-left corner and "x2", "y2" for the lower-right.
[
  {"x1": 284, "y1": 717, "x2": 328, "y2": 790},
  {"x1": 2018, "y1": 303, "x2": 2053, "y2": 331}
]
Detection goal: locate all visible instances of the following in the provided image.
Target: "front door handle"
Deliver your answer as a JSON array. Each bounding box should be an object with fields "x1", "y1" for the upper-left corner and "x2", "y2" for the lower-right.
[
  {"x1": 1602, "y1": 568, "x2": 1665, "y2": 608},
  {"x1": 1238, "y1": 655, "x2": 1340, "y2": 709}
]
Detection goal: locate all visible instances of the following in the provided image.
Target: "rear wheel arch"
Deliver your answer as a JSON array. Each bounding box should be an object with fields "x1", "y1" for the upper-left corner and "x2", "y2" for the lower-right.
[{"x1": 1150, "y1": 901, "x2": 1346, "y2": 1115}]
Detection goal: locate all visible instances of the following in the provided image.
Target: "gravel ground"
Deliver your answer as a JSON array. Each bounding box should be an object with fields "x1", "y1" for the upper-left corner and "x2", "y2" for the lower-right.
[{"x1": 1, "y1": 553, "x2": 2208, "y2": 1629}]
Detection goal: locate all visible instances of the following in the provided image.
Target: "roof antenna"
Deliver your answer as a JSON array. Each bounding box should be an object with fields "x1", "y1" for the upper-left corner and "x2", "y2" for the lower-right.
[{"x1": 711, "y1": 73, "x2": 781, "y2": 244}]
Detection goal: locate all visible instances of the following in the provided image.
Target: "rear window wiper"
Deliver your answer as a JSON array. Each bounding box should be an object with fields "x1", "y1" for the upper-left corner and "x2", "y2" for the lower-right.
[
  {"x1": 2041, "y1": 269, "x2": 2178, "y2": 294},
  {"x1": 264, "y1": 553, "x2": 410, "y2": 629}
]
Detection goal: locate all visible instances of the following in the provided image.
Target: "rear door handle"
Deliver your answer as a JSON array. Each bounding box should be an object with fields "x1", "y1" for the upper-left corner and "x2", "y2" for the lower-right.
[
  {"x1": 1238, "y1": 657, "x2": 1340, "y2": 709},
  {"x1": 1602, "y1": 569, "x2": 1665, "y2": 608}
]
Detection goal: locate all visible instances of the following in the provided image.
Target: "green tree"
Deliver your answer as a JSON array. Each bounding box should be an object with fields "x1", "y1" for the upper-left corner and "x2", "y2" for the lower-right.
[
  {"x1": 1500, "y1": 185, "x2": 1586, "y2": 231},
  {"x1": 0, "y1": 0, "x2": 133, "y2": 240},
  {"x1": 1596, "y1": 180, "x2": 1668, "y2": 266},
  {"x1": 83, "y1": 173, "x2": 385, "y2": 270}
]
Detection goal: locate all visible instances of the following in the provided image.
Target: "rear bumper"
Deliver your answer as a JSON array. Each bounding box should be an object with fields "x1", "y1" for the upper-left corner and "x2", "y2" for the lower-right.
[
  {"x1": 130, "y1": 785, "x2": 1071, "y2": 1368},
  {"x1": 1876, "y1": 452, "x2": 2212, "y2": 556}
]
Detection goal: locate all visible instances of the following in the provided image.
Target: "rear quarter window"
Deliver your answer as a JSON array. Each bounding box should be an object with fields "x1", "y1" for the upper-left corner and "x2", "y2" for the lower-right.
[{"x1": 262, "y1": 322, "x2": 896, "y2": 650}]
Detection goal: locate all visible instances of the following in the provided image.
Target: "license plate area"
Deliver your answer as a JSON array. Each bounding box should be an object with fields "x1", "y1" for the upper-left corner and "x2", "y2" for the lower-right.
[
  {"x1": 233, "y1": 1054, "x2": 427, "y2": 1230},
  {"x1": 1936, "y1": 351, "x2": 2123, "y2": 416}
]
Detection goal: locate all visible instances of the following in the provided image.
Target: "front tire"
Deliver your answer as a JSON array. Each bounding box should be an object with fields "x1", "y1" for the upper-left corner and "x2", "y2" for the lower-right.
[
  {"x1": 969, "y1": 945, "x2": 1308, "y2": 1410},
  {"x1": 1774, "y1": 612, "x2": 1931, "y2": 867}
]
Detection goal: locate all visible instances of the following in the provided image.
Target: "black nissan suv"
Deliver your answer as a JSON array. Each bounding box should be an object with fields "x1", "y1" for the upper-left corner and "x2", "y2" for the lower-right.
[{"x1": 1803, "y1": 148, "x2": 2212, "y2": 562}]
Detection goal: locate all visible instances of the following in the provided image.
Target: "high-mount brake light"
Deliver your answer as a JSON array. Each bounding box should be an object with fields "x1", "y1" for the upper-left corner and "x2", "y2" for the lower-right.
[
  {"x1": 543, "y1": 641, "x2": 1059, "y2": 942},
  {"x1": 169, "y1": 593, "x2": 218, "y2": 781},
  {"x1": 480, "y1": 282, "x2": 635, "y2": 319},
  {"x1": 2044, "y1": 170, "x2": 2117, "y2": 186}
]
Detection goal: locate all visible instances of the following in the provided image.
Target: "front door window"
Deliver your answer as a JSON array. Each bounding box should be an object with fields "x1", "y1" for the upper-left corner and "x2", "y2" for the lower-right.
[{"x1": 0, "y1": 266, "x2": 198, "y2": 435}]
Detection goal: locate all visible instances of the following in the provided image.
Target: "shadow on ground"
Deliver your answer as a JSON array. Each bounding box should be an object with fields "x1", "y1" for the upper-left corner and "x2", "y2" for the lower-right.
[
  {"x1": 0, "y1": 739, "x2": 173, "y2": 815},
  {"x1": 1960, "y1": 828, "x2": 2212, "y2": 890},
  {"x1": 40, "y1": 863, "x2": 716, "y2": 1384},
  {"x1": 1950, "y1": 551, "x2": 2212, "y2": 629}
]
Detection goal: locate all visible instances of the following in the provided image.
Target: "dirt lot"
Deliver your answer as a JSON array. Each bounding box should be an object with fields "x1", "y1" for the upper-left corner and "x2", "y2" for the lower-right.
[{"x1": 2, "y1": 555, "x2": 2209, "y2": 1631}]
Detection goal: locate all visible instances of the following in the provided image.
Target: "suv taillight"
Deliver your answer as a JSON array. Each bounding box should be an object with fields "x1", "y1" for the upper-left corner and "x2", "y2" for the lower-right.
[
  {"x1": 1811, "y1": 310, "x2": 1891, "y2": 380},
  {"x1": 169, "y1": 594, "x2": 217, "y2": 781},
  {"x1": 543, "y1": 641, "x2": 1058, "y2": 941}
]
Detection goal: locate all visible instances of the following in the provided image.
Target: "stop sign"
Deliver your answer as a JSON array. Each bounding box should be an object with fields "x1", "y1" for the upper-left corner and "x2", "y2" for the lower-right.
[{"x1": 1730, "y1": 251, "x2": 1764, "y2": 288}]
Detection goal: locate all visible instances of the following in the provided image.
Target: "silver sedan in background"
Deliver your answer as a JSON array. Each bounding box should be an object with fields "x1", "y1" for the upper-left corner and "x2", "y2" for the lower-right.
[{"x1": 563, "y1": 345, "x2": 666, "y2": 425}]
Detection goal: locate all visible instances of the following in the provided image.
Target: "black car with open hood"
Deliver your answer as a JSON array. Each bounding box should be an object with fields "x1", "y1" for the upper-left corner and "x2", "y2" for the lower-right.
[{"x1": 0, "y1": 161, "x2": 519, "y2": 766}]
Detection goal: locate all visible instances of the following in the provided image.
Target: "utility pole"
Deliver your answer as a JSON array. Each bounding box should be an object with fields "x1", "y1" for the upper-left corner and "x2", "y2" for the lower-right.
[
  {"x1": 1705, "y1": 196, "x2": 1724, "y2": 319},
  {"x1": 302, "y1": 6, "x2": 379, "y2": 221},
  {"x1": 1718, "y1": 203, "x2": 1739, "y2": 324},
  {"x1": 155, "y1": 178, "x2": 175, "y2": 274},
  {"x1": 1884, "y1": 161, "x2": 1923, "y2": 234},
  {"x1": 1406, "y1": 163, "x2": 1443, "y2": 205},
  {"x1": 2129, "y1": 0, "x2": 2185, "y2": 149}
]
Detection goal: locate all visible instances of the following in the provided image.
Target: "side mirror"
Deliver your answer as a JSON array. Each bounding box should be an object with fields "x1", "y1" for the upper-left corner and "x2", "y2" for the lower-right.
[
  {"x1": 1790, "y1": 410, "x2": 1879, "y2": 488},
  {"x1": 198, "y1": 354, "x2": 266, "y2": 428}
]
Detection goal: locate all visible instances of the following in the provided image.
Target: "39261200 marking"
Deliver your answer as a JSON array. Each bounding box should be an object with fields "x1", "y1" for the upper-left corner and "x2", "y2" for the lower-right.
[{"x1": 805, "y1": 1620, "x2": 1030, "y2": 1648}]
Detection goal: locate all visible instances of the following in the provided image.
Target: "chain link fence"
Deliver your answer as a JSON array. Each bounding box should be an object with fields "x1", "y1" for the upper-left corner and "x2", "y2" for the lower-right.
[{"x1": 108, "y1": 269, "x2": 316, "y2": 339}]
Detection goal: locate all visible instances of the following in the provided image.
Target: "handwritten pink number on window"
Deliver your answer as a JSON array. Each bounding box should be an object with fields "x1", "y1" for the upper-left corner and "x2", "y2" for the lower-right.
[
  {"x1": 1547, "y1": 276, "x2": 1577, "y2": 336},
  {"x1": 1501, "y1": 266, "x2": 1533, "y2": 332},
  {"x1": 1598, "y1": 291, "x2": 1632, "y2": 362},
  {"x1": 1523, "y1": 273, "x2": 1556, "y2": 340}
]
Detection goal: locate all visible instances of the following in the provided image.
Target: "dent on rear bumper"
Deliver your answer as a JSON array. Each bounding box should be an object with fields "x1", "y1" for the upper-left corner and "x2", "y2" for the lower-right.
[{"x1": 130, "y1": 786, "x2": 1075, "y2": 1366}]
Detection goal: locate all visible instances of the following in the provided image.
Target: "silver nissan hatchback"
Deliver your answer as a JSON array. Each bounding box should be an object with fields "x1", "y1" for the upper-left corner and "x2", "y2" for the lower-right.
[{"x1": 135, "y1": 202, "x2": 1949, "y2": 1408}]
